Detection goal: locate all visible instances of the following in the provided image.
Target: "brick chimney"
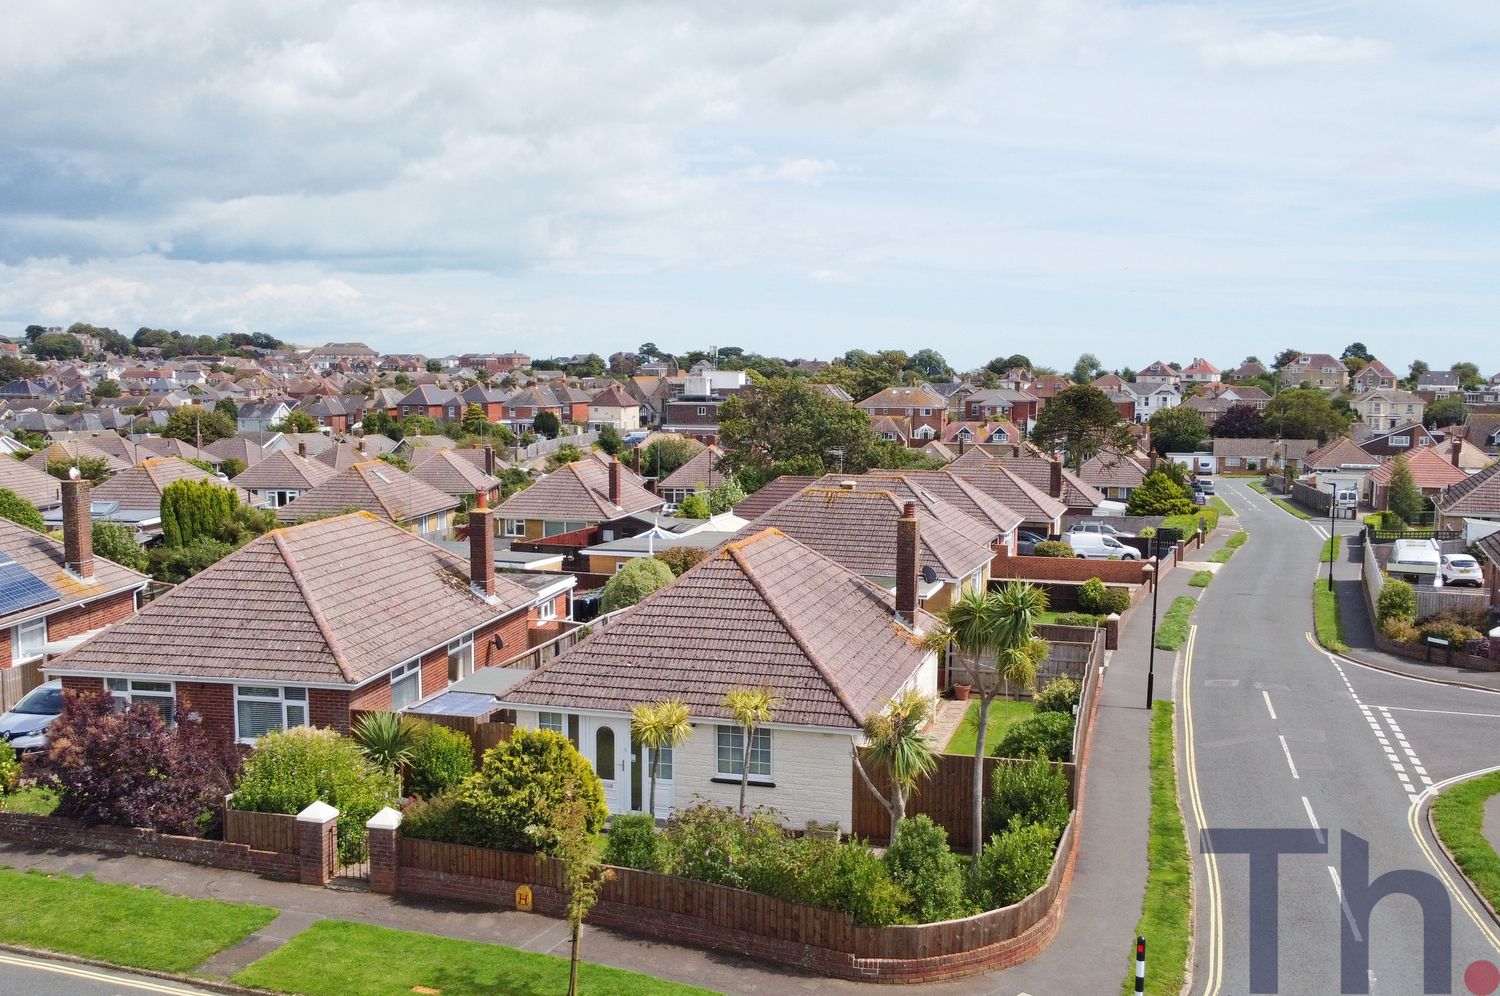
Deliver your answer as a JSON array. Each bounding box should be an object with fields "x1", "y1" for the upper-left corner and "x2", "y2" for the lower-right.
[
  {"x1": 1049, "y1": 458, "x2": 1063, "y2": 498},
  {"x1": 62, "y1": 477, "x2": 94, "y2": 582},
  {"x1": 483, "y1": 443, "x2": 495, "y2": 475},
  {"x1": 469, "y1": 490, "x2": 496, "y2": 599},
  {"x1": 608, "y1": 455, "x2": 622, "y2": 507},
  {"x1": 356, "y1": 438, "x2": 365, "y2": 454},
  {"x1": 1451, "y1": 437, "x2": 1462, "y2": 469},
  {"x1": 297, "y1": 441, "x2": 307, "y2": 458},
  {"x1": 896, "y1": 502, "x2": 919, "y2": 627}
]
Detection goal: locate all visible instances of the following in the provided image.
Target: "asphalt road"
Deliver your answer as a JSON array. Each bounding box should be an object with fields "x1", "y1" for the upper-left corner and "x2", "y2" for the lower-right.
[
  {"x1": 1183, "y1": 479, "x2": 1500, "y2": 995},
  {"x1": 0, "y1": 950, "x2": 218, "y2": 995}
]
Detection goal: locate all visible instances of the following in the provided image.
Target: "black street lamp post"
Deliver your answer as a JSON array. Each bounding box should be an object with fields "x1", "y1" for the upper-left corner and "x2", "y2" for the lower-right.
[{"x1": 1144, "y1": 557, "x2": 1160, "y2": 708}]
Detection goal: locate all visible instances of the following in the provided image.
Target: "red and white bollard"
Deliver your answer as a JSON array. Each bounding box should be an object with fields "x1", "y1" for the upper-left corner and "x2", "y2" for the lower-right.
[{"x1": 1135, "y1": 935, "x2": 1146, "y2": 993}]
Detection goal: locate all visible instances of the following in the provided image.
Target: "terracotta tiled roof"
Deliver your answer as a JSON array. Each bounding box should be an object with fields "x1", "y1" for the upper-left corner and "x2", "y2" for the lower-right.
[
  {"x1": 1368, "y1": 448, "x2": 1468, "y2": 489},
  {"x1": 657, "y1": 446, "x2": 726, "y2": 493},
  {"x1": 1305, "y1": 438, "x2": 1379, "y2": 470},
  {"x1": 588, "y1": 384, "x2": 637, "y2": 408},
  {"x1": 94, "y1": 458, "x2": 255, "y2": 511},
  {"x1": 49, "y1": 513, "x2": 534, "y2": 686},
  {"x1": 748, "y1": 484, "x2": 995, "y2": 581},
  {"x1": 497, "y1": 528, "x2": 934, "y2": 729},
  {"x1": 1078, "y1": 452, "x2": 1149, "y2": 490},
  {"x1": 816, "y1": 471, "x2": 1023, "y2": 535},
  {"x1": 409, "y1": 449, "x2": 502, "y2": 498},
  {"x1": 730, "y1": 476, "x2": 818, "y2": 521},
  {"x1": 857, "y1": 386, "x2": 946, "y2": 409},
  {"x1": 24, "y1": 440, "x2": 130, "y2": 474},
  {"x1": 277, "y1": 461, "x2": 458, "y2": 523},
  {"x1": 233, "y1": 449, "x2": 339, "y2": 491},
  {"x1": 947, "y1": 464, "x2": 1068, "y2": 523},
  {"x1": 492, "y1": 457, "x2": 660, "y2": 522},
  {"x1": 948, "y1": 445, "x2": 998, "y2": 470},
  {"x1": 992, "y1": 456, "x2": 1106, "y2": 508},
  {"x1": 0, "y1": 457, "x2": 62, "y2": 508},
  {"x1": 0, "y1": 518, "x2": 147, "y2": 631},
  {"x1": 1438, "y1": 460, "x2": 1500, "y2": 516}
]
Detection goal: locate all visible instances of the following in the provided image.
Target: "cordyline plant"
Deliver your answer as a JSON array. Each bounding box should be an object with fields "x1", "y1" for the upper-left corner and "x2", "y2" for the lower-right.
[
  {"x1": 851, "y1": 688, "x2": 939, "y2": 839},
  {"x1": 34, "y1": 691, "x2": 241, "y2": 837}
]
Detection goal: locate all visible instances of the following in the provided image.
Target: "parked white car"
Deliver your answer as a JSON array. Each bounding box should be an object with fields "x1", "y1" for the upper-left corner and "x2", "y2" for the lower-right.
[
  {"x1": 1067, "y1": 521, "x2": 1134, "y2": 540},
  {"x1": 1439, "y1": 554, "x2": 1484, "y2": 588},
  {"x1": 1065, "y1": 532, "x2": 1139, "y2": 560}
]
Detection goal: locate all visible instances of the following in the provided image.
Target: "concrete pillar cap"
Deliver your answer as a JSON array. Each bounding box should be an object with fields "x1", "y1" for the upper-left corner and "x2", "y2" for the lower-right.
[
  {"x1": 296, "y1": 800, "x2": 338, "y2": 824},
  {"x1": 366, "y1": 807, "x2": 404, "y2": 831}
]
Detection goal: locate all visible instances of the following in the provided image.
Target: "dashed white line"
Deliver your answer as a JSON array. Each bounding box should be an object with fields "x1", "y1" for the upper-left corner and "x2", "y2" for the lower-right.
[
  {"x1": 1262, "y1": 690, "x2": 1278, "y2": 720},
  {"x1": 1278, "y1": 735, "x2": 1300, "y2": 780},
  {"x1": 1302, "y1": 795, "x2": 1325, "y2": 845},
  {"x1": 1329, "y1": 865, "x2": 1364, "y2": 942}
]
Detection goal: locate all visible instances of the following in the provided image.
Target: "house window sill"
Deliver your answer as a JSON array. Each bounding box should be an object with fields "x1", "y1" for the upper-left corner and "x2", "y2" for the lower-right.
[{"x1": 711, "y1": 776, "x2": 775, "y2": 788}]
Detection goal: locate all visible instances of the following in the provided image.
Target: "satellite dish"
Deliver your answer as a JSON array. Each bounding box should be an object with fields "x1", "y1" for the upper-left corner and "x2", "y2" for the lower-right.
[{"x1": 921, "y1": 566, "x2": 938, "y2": 584}]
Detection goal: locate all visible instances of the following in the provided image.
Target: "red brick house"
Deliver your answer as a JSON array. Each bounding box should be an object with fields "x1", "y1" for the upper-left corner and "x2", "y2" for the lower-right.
[
  {"x1": 857, "y1": 387, "x2": 948, "y2": 444},
  {"x1": 398, "y1": 385, "x2": 460, "y2": 422},
  {"x1": 502, "y1": 387, "x2": 565, "y2": 433},
  {"x1": 47, "y1": 508, "x2": 566, "y2": 744},
  {"x1": 961, "y1": 389, "x2": 1040, "y2": 428},
  {"x1": 1, "y1": 481, "x2": 148, "y2": 708}
]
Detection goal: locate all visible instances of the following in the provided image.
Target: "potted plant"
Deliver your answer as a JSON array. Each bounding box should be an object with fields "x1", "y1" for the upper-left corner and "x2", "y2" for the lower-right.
[{"x1": 952, "y1": 682, "x2": 972, "y2": 701}]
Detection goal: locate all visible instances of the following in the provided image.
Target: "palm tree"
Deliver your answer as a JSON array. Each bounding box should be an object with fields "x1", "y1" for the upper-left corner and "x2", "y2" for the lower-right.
[
  {"x1": 630, "y1": 699, "x2": 692, "y2": 819},
  {"x1": 851, "y1": 688, "x2": 939, "y2": 837},
  {"x1": 722, "y1": 687, "x2": 775, "y2": 815},
  {"x1": 926, "y1": 581, "x2": 1049, "y2": 867},
  {"x1": 352, "y1": 711, "x2": 419, "y2": 776}
]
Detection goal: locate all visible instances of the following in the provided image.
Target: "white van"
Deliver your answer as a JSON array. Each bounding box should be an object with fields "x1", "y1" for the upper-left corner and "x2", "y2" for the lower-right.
[
  {"x1": 1066, "y1": 532, "x2": 1140, "y2": 560},
  {"x1": 1389, "y1": 538, "x2": 1440, "y2": 580}
]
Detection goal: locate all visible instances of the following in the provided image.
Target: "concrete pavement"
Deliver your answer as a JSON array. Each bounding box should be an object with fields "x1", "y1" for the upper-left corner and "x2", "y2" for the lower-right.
[{"x1": 1183, "y1": 479, "x2": 1500, "y2": 995}]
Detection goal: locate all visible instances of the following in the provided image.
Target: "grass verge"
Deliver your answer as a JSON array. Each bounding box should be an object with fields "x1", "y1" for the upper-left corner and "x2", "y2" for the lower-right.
[
  {"x1": 1312, "y1": 580, "x2": 1349, "y2": 653},
  {"x1": 1270, "y1": 496, "x2": 1313, "y2": 520},
  {"x1": 1320, "y1": 534, "x2": 1341, "y2": 563},
  {"x1": 1248, "y1": 480, "x2": 1268, "y2": 493},
  {"x1": 1431, "y1": 771, "x2": 1500, "y2": 917},
  {"x1": 1123, "y1": 701, "x2": 1191, "y2": 995},
  {"x1": 233, "y1": 918, "x2": 712, "y2": 996},
  {"x1": 0, "y1": 868, "x2": 277, "y2": 972},
  {"x1": 1154, "y1": 596, "x2": 1196, "y2": 651},
  {"x1": 1208, "y1": 496, "x2": 1234, "y2": 517},
  {"x1": 1189, "y1": 570, "x2": 1213, "y2": 588},
  {"x1": 945, "y1": 698, "x2": 1035, "y2": 754},
  {"x1": 1225, "y1": 531, "x2": 1248, "y2": 549},
  {"x1": 0, "y1": 786, "x2": 58, "y2": 814}
]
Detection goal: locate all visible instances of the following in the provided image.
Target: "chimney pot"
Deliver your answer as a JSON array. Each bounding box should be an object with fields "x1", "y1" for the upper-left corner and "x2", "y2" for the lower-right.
[
  {"x1": 469, "y1": 490, "x2": 496, "y2": 599},
  {"x1": 608, "y1": 455, "x2": 622, "y2": 506},
  {"x1": 357, "y1": 438, "x2": 365, "y2": 453},
  {"x1": 62, "y1": 478, "x2": 95, "y2": 582},
  {"x1": 839, "y1": 480, "x2": 856, "y2": 491},
  {"x1": 896, "y1": 502, "x2": 919, "y2": 627}
]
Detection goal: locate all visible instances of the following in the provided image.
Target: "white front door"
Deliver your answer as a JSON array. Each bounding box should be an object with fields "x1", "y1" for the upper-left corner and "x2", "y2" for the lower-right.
[{"x1": 584, "y1": 717, "x2": 630, "y2": 814}]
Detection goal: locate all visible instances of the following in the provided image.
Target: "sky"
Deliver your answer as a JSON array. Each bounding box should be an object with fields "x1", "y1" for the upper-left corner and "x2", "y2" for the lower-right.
[{"x1": 2, "y1": 0, "x2": 1499, "y2": 374}]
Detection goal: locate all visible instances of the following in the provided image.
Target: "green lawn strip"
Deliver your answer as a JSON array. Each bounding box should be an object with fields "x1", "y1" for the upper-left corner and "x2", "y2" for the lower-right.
[
  {"x1": 1320, "y1": 534, "x2": 1341, "y2": 563},
  {"x1": 233, "y1": 919, "x2": 712, "y2": 996},
  {"x1": 1039, "y1": 610, "x2": 1100, "y2": 626},
  {"x1": 1225, "y1": 531, "x2": 1247, "y2": 549},
  {"x1": 1123, "y1": 701, "x2": 1191, "y2": 995},
  {"x1": 1312, "y1": 581, "x2": 1349, "y2": 653},
  {"x1": 945, "y1": 698, "x2": 1035, "y2": 755},
  {"x1": 0, "y1": 786, "x2": 58, "y2": 814},
  {"x1": 1163, "y1": 508, "x2": 1220, "y2": 537},
  {"x1": 1248, "y1": 480, "x2": 1268, "y2": 493},
  {"x1": 1188, "y1": 570, "x2": 1213, "y2": 588},
  {"x1": 1208, "y1": 496, "x2": 1234, "y2": 517},
  {"x1": 0, "y1": 868, "x2": 277, "y2": 973},
  {"x1": 1208, "y1": 547, "x2": 1233, "y2": 564},
  {"x1": 1431, "y1": 771, "x2": 1500, "y2": 917},
  {"x1": 1270, "y1": 496, "x2": 1312, "y2": 520},
  {"x1": 1154, "y1": 597, "x2": 1197, "y2": 651}
]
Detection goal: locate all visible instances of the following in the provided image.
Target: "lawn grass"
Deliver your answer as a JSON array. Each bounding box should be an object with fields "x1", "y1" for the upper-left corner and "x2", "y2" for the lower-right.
[
  {"x1": 1320, "y1": 534, "x2": 1341, "y2": 563},
  {"x1": 0, "y1": 868, "x2": 277, "y2": 973},
  {"x1": 1189, "y1": 570, "x2": 1213, "y2": 588},
  {"x1": 1225, "y1": 531, "x2": 1248, "y2": 549},
  {"x1": 945, "y1": 698, "x2": 1035, "y2": 755},
  {"x1": 233, "y1": 919, "x2": 713, "y2": 996},
  {"x1": 1154, "y1": 596, "x2": 1197, "y2": 651},
  {"x1": 1312, "y1": 580, "x2": 1349, "y2": 653},
  {"x1": 1248, "y1": 480, "x2": 1268, "y2": 493},
  {"x1": 0, "y1": 786, "x2": 58, "y2": 814},
  {"x1": 1123, "y1": 701, "x2": 1191, "y2": 995},
  {"x1": 1208, "y1": 496, "x2": 1234, "y2": 517},
  {"x1": 1039, "y1": 610, "x2": 1100, "y2": 626},
  {"x1": 1431, "y1": 771, "x2": 1500, "y2": 918},
  {"x1": 1208, "y1": 546, "x2": 1234, "y2": 564},
  {"x1": 1270, "y1": 496, "x2": 1313, "y2": 520}
]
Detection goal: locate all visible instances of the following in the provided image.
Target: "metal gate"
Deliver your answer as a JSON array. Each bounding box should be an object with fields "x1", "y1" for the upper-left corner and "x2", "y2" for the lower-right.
[{"x1": 328, "y1": 827, "x2": 370, "y2": 890}]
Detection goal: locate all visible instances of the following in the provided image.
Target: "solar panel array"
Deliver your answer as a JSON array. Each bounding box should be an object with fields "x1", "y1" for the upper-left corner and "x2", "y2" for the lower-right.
[{"x1": 0, "y1": 555, "x2": 62, "y2": 618}]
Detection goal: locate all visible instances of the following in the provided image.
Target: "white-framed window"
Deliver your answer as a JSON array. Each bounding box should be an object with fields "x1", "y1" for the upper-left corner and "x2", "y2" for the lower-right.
[
  {"x1": 390, "y1": 659, "x2": 421, "y2": 710},
  {"x1": 504, "y1": 518, "x2": 526, "y2": 537},
  {"x1": 920, "y1": 407, "x2": 932, "y2": 416},
  {"x1": 447, "y1": 636, "x2": 473, "y2": 683},
  {"x1": 650, "y1": 745, "x2": 674, "y2": 780},
  {"x1": 538, "y1": 711, "x2": 565, "y2": 733},
  {"x1": 716, "y1": 726, "x2": 772, "y2": 782},
  {"x1": 447, "y1": 406, "x2": 457, "y2": 419},
  {"x1": 1391, "y1": 436, "x2": 1410, "y2": 447},
  {"x1": 538, "y1": 597, "x2": 558, "y2": 619},
  {"x1": 401, "y1": 405, "x2": 410, "y2": 416},
  {"x1": 234, "y1": 685, "x2": 308, "y2": 741},
  {"x1": 12, "y1": 619, "x2": 45, "y2": 664},
  {"x1": 106, "y1": 678, "x2": 175, "y2": 723}
]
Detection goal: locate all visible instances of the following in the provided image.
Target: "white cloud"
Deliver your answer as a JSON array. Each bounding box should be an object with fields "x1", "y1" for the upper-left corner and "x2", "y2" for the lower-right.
[{"x1": 1197, "y1": 31, "x2": 1392, "y2": 72}]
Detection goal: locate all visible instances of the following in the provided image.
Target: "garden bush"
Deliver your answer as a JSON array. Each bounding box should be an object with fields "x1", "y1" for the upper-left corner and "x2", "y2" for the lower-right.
[
  {"x1": 1077, "y1": 578, "x2": 1109, "y2": 614},
  {"x1": 986, "y1": 756, "x2": 1071, "y2": 834},
  {"x1": 602, "y1": 812, "x2": 663, "y2": 871},
  {"x1": 992, "y1": 712, "x2": 1075, "y2": 761},
  {"x1": 401, "y1": 729, "x2": 606, "y2": 854},
  {"x1": 37, "y1": 692, "x2": 240, "y2": 837},
  {"x1": 0, "y1": 742, "x2": 19, "y2": 793},
  {"x1": 882, "y1": 815, "x2": 974, "y2": 923},
  {"x1": 1051, "y1": 611, "x2": 1100, "y2": 627},
  {"x1": 1032, "y1": 541, "x2": 1074, "y2": 558},
  {"x1": 1381, "y1": 617, "x2": 1420, "y2": 644},
  {"x1": 1417, "y1": 618, "x2": 1483, "y2": 646},
  {"x1": 1376, "y1": 577, "x2": 1417, "y2": 626},
  {"x1": 231, "y1": 727, "x2": 399, "y2": 862},
  {"x1": 1032, "y1": 677, "x2": 1080, "y2": 715},
  {"x1": 398, "y1": 792, "x2": 465, "y2": 842},
  {"x1": 971, "y1": 821, "x2": 1061, "y2": 910},
  {"x1": 1103, "y1": 587, "x2": 1132, "y2": 615},
  {"x1": 657, "y1": 802, "x2": 782, "y2": 888},
  {"x1": 404, "y1": 722, "x2": 474, "y2": 798}
]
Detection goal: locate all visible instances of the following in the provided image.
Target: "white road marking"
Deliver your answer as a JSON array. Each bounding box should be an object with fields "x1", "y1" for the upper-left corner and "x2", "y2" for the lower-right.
[
  {"x1": 1375, "y1": 705, "x2": 1500, "y2": 719},
  {"x1": 1302, "y1": 795, "x2": 1325, "y2": 845},
  {"x1": 1262, "y1": 689, "x2": 1277, "y2": 720},
  {"x1": 1329, "y1": 865, "x2": 1364, "y2": 942},
  {"x1": 1278, "y1": 735, "x2": 1300, "y2": 779},
  {"x1": 0, "y1": 952, "x2": 207, "y2": 994}
]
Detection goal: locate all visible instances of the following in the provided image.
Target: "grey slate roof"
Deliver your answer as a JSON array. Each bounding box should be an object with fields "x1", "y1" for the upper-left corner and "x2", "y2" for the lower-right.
[
  {"x1": 1438, "y1": 461, "x2": 1500, "y2": 517},
  {"x1": 49, "y1": 512, "x2": 535, "y2": 686},
  {"x1": 409, "y1": 449, "x2": 502, "y2": 498},
  {"x1": 498, "y1": 528, "x2": 934, "y2": 729},
  {"x1": 657, "y1": 446, "x2": 726, "y2": 493},
  {"x1": 0, "y1": 457, "x2": 63, "y2": 508}
]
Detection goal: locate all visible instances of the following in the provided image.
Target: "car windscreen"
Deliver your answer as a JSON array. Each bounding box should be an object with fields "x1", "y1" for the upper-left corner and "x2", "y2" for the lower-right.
[
  {"x1": 1446, "y1": 557, "x2": 1478, "y2": 568},
  {"x1": 11, "y1": 685, "x2": 63, "y2": 716}
]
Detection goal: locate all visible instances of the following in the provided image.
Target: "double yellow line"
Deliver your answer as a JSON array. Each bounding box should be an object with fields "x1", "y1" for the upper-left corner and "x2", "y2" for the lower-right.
[{"x1": 1181, "y1": 624, "x2": 1225, "y2": 995}]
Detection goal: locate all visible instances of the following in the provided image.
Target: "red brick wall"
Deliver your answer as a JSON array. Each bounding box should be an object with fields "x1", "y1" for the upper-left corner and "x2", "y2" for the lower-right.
[
  {"x1": 990, "y1": 553, "x2": 1149, "y2": 585},
  {"x1": 60, "y1": 675, "x2": 105, "y2": 697},
  {"x1": 477, "y1": 610, "x2": 532, "y2": 669},
  {"x1": 44, "y1": 588, "x2": 140, "y2": 642},
  {"x1": 420, "y1": 647, "x2": 447, "y2": 698},
  {"x1": 314, "y1": 687, "x2": 358, "y2": 731},
  {"x1": 177, "y1": 682, "x2": 235, "y2": 743},
  {"x1": 0, "y1": 629, "x2": 9, "y2": 665}
]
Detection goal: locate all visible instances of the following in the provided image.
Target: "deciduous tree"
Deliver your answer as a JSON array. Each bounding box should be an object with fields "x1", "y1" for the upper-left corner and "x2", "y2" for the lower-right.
[
  {"x1": 599, "y1": 557, "x2": 674, "y2": 613},
  {"x1": 0, "y1": 488, "x2": 43, "y2": 531},
  {"x1": 1147, "y1": 406, "x2": 1206, "y2": 455},
  {"x1": 270, "y1": 409, "x2": 318, "y2": 434},
  {"x1": 1262, "y1": 386, "x2": 1350, "y2": 444},
  {"x1": 1211, "y1": 403, "x2": 1263, "y2": 438},
  {"x1": 164, "y1": 405, "x2": 237, "y2": 445},
  {"x1": 1028, "y1": 385, "x2": 1135, "y2": 471}
]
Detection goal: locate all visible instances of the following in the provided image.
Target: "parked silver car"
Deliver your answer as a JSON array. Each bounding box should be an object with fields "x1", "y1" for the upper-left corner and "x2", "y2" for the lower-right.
[{"x1": 1, "y1": 680, "x2": 63, "y2": 757}]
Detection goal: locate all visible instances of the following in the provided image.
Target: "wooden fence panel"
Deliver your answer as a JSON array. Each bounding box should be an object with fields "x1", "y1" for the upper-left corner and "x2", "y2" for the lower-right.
[
  {"x1": 0, "y1": 660, "x2": 42, "y2": 712},
  {"x1": 224, "y1": 809, "x2": 300, "y2": 855}
]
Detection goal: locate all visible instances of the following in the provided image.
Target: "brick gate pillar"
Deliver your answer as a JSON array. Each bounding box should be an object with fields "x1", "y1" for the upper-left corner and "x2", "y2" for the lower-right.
[
  {"x1": 296, "y1": 801, "x2": 338, "y2": 886},
  {"x1": 367, "y1": 807, "x2": 403, "y2": 894}
]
